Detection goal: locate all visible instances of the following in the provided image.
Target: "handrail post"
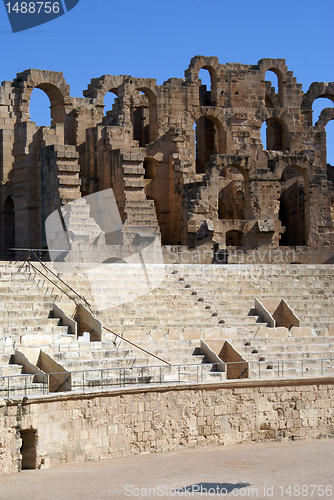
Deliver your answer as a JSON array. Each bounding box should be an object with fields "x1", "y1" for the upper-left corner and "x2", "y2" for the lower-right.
[
  {"x1": 7, "y1": 376, "x2": 10, "y2": 398},
  {"x1": 101, "y1": 369, "x2": 103, "y2": 389}
]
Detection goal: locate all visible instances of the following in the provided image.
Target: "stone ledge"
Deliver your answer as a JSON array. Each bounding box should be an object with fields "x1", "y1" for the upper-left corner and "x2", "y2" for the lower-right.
[{"x1": 3, "y1": 375, "x2": 334, "y2": 406}]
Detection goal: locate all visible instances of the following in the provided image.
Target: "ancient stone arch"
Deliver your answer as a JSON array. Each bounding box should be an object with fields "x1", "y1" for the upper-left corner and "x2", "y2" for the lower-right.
[
  {"x1": 315, "y1": 108, "x2": 334, "y2": 129},
  {"x1": 122, "y1": 79, "x2": 158, "y2": 144},
  {"x1": 0, "y1": 56, "x2": 332, "y2": 253},
  {"x1": 83, "y1": 75, "x2": 129, "y2": 104},
  {"x1": 302, "y1": 82, "x2": 334, "y2": 110},
  {"x1": 185, "y1": 56, "x2": 219, "y2": 105},
  {"x1": 258, "y1": 59, "x2": 288, "y2": 107},
  {"x1": 16, "y1": 69, "x2": 71, "y2": 123}
]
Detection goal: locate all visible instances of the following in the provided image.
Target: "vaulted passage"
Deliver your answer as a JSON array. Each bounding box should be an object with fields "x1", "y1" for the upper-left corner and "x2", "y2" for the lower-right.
[
  {"x1": 226, "y1": 229, "x2": 244, "y2": 246},
  {"x1": 131, "y1": 91, "x2": 150, "y2": 147},
  {"x1": 279, "y1": 167, "x2": 306, "y2": 246},
  {"x1": 3, "y1": 196, "x2": 15, "y2": 258},
  {"x1": 195, "y1": 117, "x2": 219, "y2": 173},
  {"x1": 218, "y1": 167, "x2": 246, "y2": 220}
]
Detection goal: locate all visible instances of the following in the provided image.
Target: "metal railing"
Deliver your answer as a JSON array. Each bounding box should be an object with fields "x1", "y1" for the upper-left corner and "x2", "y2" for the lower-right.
[
  {"x1": 0, "y1": 362, "x2": 225, "y2": 398},
  {"x1": 1, "y1": 357, "x2": 333, "y2": 399},
  {"x1": 14, "y1": 249, "x2": 171, "y2": 367}
]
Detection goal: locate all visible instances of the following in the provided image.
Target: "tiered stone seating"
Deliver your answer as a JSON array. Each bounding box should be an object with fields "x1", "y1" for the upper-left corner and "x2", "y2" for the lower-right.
[
  {"x1": 50, "y1": 339, "x2": 223, "y2": 388},
  {"x1": 0, "y1": 261, "x2": 334, "y2": 394},
  {"x1": 230, "y1": 336, "x2": 334, "y2": 378}
]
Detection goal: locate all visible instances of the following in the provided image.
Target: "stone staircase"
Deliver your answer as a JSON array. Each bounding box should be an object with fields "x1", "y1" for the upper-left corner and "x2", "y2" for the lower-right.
[{"x1": 0, "y1": 264, "x2": 75, "y2": 346}]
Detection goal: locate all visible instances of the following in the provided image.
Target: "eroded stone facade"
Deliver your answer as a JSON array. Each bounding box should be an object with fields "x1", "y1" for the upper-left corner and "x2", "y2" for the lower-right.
[{"x1": 0, "y1": 57, "x2": 333, "y2": 256}]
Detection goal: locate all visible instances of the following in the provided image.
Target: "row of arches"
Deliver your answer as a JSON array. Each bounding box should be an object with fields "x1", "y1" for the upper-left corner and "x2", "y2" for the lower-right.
[
  {"x1": 194, "y1": 114, "x2": 333, "y2": 173},
  {"x1": 25, "y1": 70, "x2": 334, "y2": 166}
]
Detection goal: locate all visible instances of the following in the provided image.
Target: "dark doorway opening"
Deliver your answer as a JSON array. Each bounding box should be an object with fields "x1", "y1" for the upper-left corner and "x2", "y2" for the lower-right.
[{"x1": 20, "y1": 429, "x2": 37, "y2": 470}]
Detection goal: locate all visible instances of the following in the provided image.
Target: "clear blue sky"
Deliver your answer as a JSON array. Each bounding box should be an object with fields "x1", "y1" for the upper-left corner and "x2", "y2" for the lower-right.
[{"x1": 0, "y1": 0, "x2": 333, "y2": 162}]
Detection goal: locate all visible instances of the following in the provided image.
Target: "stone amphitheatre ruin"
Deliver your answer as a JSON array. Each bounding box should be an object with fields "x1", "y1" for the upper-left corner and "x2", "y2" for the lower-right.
[{"x1": 0, "y1": 56, "x2": 333, "y2": 475}]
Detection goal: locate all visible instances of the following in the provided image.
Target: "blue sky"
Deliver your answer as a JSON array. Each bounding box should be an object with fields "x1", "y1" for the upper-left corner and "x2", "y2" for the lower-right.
[{"x1": 0, "y1": 0, "x2": 333, "y2": 162}]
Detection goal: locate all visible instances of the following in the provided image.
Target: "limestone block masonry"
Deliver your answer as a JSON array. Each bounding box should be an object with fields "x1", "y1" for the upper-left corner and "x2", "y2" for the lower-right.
[
  {"x1": 0, "y1": 58, "x2": 333, "y2": 257},
  {"x1": 0, "y1": 377, "x2": 333, "y2": 475}
]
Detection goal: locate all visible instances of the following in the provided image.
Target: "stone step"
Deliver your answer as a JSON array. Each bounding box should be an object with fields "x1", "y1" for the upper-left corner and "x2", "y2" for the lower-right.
[
  {"x1": 230, "y1": 336, "x2": 334, "y2": 346},
  {"x1": 0, "y1": 316, "x2": 60, "y2": 326},
  {"x1": 0, "y1": 364, "x2": 23, "y2": 375},
  {"x1": 57, "y1": 353, "x2": 207, "y2": 371}
]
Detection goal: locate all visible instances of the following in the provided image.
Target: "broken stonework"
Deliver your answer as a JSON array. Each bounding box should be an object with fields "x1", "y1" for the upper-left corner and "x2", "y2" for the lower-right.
[{"x1": 0, "y1": 58, "x2": 333, "y2": 258}]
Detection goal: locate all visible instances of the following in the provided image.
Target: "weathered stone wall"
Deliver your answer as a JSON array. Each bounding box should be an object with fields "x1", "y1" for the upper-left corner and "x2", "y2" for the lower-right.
[
  {"x1": 1, "y1": 377, "x2": 333, "y2": 476},
  {"x1": 0, "y1": 58, "x2": 333, "y2": 257}
]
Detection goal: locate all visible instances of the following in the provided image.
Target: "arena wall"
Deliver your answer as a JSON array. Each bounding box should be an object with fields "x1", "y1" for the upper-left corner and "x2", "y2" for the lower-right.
[{"x1": 1, "y1": 377, "x2": 333, "y2": 476}]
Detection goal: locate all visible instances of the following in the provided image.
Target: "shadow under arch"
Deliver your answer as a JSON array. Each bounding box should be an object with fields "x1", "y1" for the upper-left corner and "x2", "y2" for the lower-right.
[
  {"x1": 262, "y1": 117, "x2": 289, "y2": 151},
  {"x1": 194, "y1": 114, "x2": 224, "y2": 173},
  {"x1": 218, "y1": 165, "x2": 248, "y2": 220},
  {"x1": 3, "y1": 195, "x2": 15, "y2": 258},
  {"x1": 226, "y1": 229, "x2": 244, "y2": 246},
  {"x1": 279, "y1": 165, "x2": 307, "y2": 246},
  {"x1": 130, "y1": 86, "x2": 158, "y2": 145}
]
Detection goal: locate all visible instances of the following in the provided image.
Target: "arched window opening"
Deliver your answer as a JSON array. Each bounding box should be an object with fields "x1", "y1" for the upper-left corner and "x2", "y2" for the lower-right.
[
  {"x1": 104, "y1": 90, "x2": 118, "y2": 118},
  {"x1": 226, "y1": 230, "x2": 244, "y2": 246},
  {"x1": 312, "y1": 97, "x2": 334, "y2": 126},
  {"x1": 29, "y1": 88, "x2": 51, "y2": 126},
  {"x1": 264, "y1": 69, "x2": 282, "y2": 106},
  {"x1": 260, "y1": 122, "x2": 267, "y2": 149},
  {"x1": 199, "y1": 68, "x2": 212, "y2": 106},
  {"x1": 218, "y1": 167, "x2": 245, "y2": 220},
  {"x1": 279, "y1": 167, "x2": 306, "y2": 246},
  {"x1": 4, "y1": 195, "x2": 15, "y2": 258},
  {"x1": 265, "y1": 70, "x2": 279, "y2": 93},
  {"x1": 195, "y1": 116, "x2": 219, "y2": 173},
  {"x1": 144, "y1": 158, "x2": 156, "y2": 179},
  {"x1": 326, "y1": 120, "x2": 334, "y2": 166},
  {"x1": 130, "y1": 90, "x2": 150, "y2": 147},
  {"x1": 262, "y1": 118, "x2": 287, "y2": 151}
]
